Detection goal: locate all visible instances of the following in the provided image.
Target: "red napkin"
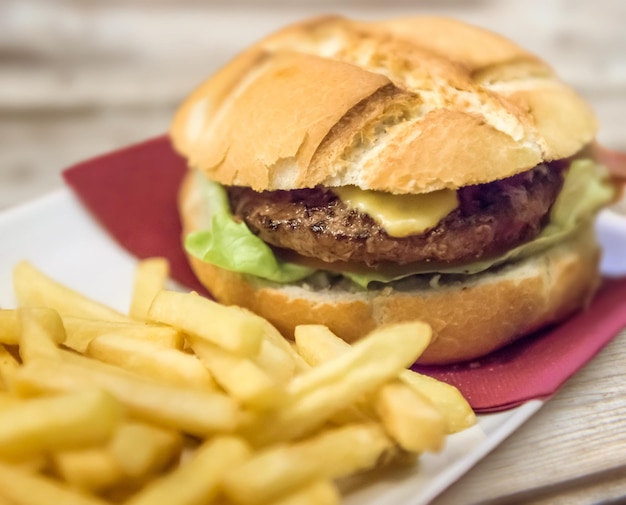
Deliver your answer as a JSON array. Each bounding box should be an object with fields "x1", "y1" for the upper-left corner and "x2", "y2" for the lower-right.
[
  {"x1": 63, "y1": 136, "x2": 626, "y2": 413},
  {"x1": 63, "y1": 136, "x2": 208, "y2": 295},
  {"x1": 413, "y1": 277, "x2": 626, "y2": 411}
]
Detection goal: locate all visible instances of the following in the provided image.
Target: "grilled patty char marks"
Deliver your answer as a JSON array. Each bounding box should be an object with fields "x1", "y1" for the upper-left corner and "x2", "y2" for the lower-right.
[{"x1": 227, "y1": 163, "x2": 565, "y2": 266}]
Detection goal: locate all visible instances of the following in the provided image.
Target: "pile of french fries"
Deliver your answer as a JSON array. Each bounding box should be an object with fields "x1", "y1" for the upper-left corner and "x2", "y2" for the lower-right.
[{"x1": 0, "y1": 259, "x2": 476, "y2": 505}]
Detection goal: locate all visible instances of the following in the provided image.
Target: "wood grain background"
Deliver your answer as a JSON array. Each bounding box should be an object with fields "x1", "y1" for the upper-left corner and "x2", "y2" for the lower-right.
[{"x1": 1, "y1": 0, "x2": 625, "y2": 210}]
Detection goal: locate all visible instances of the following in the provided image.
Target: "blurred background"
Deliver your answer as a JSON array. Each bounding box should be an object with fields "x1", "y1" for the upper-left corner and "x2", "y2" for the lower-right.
[{"x1": 1, "y1": 0, "x2": 625, "y2": 210}]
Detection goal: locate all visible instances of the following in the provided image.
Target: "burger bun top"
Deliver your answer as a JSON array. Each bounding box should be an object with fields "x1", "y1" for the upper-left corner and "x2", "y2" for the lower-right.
[{"x1": 170, "y1": 16, "x2": 597, "y2": 194}]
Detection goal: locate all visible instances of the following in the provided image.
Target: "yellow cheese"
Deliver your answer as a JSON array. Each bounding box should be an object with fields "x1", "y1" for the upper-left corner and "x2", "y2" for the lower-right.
[{"x1": 333, "y1": 186, "x2": 458, "y2": 237}]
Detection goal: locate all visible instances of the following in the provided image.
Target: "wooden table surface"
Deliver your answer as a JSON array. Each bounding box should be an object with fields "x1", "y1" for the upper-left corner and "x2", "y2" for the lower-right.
[{"x1": 1, "y1": 1, "x2": 625, "y2": 503}]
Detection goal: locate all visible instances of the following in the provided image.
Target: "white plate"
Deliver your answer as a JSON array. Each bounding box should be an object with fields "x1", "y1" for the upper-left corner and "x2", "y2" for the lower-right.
[{"x1": 1, "y1": 188, "x2": 624, "y2": 504}]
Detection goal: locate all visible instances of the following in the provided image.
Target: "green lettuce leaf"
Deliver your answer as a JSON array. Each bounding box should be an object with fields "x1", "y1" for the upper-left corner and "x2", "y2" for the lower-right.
[
  {"x1": 185, "y1": 175, "x2": 314, "y2": 283},
  {"x1": 185, "y1": 159, "x2": 615, "y2": 287}
]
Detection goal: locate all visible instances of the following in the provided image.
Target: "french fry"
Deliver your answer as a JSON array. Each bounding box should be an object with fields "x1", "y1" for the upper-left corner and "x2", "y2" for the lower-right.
[
  {"x1": 397, "y1": 371, "x2": 476, "y2": 434},
  {"x1": 293, "y1": 325, "x2": 347, "y2": 366},
  {"x1": 0, "y1": 260, "x2": 476, "y2": 504},
  {"x1": 238, "y1": 307, "x2": 310, "y2": 379},
  {"x1": 0, "y1": 461, "x2": 109, "y2": 505},
  {"x1": 52, "y1": 423, "x2": 182, "y2": 494},
  {"x1": 0, "y1": 391, "x2": 20, "y2": 411},
  {"x1": 289, "y1": 345, "x2": 313, "y2": 375},
  {"x1": 0, "y1": 389, "x2": 123, "y2": 461},
  {"x1": 223, "y1": 423, "x2": 392, "y2": 505},
  {"x1": 129, "y1": 258, "x2": 170, "y2": 321},
  {"x1": 272, "y1": 480, "x2": 340, "y2": 505},
  {"x1": 0, "y1": 310, "x2": 19, "y2": 345},
  {"x1": 13, "y1": 355, "x2": 242, "y2": 437},
  {"x1": 87, "y1": 333, "x2": 217, "y2": 391},
  {"x1": 0, "y1": 307, "x2": 65, "y2": 358},
  {"x1": 18, "y1": 307, "x2": 64, "y2": 362},
  {"x1": 375, "y1": 382, "x2": 445, "y2": 453},
  {"x1": 52, "y1": 448, "x2": 123, "y2": 493},
  {"x1": 13, "y1": 456, "x2": 47, "y2": 473},
  {"x1": 148, "y1": 290, "x2": 264, "y2": 357},
  {"x1": 295, "y1": 324, "x2": 475, "y2": 434},
  {"x1": 289, "y1": 322, "x2": 431, "y2": 400},
  {"x1": 108, "y1": 422, "x2": 183, "y2": 479},
  {"x1": 0, "y1": 491, "x2": 11, "y2": 505},
  {"x1": 60, "y1": 349, "x2": 164, "y2": 379},
  {"x1": 190, "y1": 338, "x2": 286, "y2": 410},
  {"x1": 63, "y1": 317, "x2": 184, "y2": 353},
  {"x1": 244, "y1": 322, "x2": 432, "y2": 446},
  {"x1": 252, "y1": 339, "x2": 297, "y2": 383},
  {"x1": 0, "y1": 345, "x2": 19, "y2": 390},
  {"x1": 294, "y1": 324, "x2": 445, "y2": 451},
  {"x1": 125, "y1": 436, "x2": 251, "y2": 505},
  {"x1": 61, "y1": 348, "x2": 216, "y2": 394},
  {"x1": 13, "y1": 261, "x2": 130, "y2": 322}
]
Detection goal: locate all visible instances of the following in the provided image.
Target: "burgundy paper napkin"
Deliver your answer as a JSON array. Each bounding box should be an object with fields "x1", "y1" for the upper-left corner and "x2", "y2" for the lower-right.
[
  {"x1": 413, "y1": 277, "x2": 626, "y2": 411},
  {"x1": 63, "y1": 136, "x2": 208, "y2": 295},
  {"x1": 63, "y1": 136, "x2": 626, "y2": 413}
]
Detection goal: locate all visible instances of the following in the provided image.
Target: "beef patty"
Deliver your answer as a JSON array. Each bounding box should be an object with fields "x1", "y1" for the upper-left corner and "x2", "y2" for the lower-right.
[{"x1": 227, "y1": 163, "x2": 565, "y2": 266}]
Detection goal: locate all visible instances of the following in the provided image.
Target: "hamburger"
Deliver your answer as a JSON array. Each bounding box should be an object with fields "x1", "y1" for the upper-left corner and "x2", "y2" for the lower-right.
[{"x1": 170, "y1": 16, "x2": 618, "y2": 364}]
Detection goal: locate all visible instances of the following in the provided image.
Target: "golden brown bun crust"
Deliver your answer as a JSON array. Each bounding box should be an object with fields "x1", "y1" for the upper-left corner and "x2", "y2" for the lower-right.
[
  {"x1": 170, "y1": 15, "x2": 597, "y2": 194},
  {"x1": 179, "y1": 172, "x2": 602, "y2": 365}
]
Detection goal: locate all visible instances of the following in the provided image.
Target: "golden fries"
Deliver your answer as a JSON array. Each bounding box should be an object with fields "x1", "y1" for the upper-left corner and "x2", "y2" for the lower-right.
[
  {"x1": 13, "y1": 261, "x2": 130, "y2": 322},
  {"x1": 3, "y1": 309, "x2": 184, "y2": 354},
  {"x1": 223, "y1": 423, "x2": 392, "y2": 505},
  {"x1": 108, "y1": 422, "x2": 182, "y2": 479},
  {"x1": 375, "y1": 382, "x2": 445, "y2": 453},
  {"x1": 0, "y1": 391, "x2": 21, "y2": 411},
  {"x1": 190, "y1": 337, "x2": 286, "y2": 409},
  {"x1": 148, "y1": 290, "x2": 264, "y2": 356},
  {"x1": 13, "y1": 356, "x2": 241, "y2": 437},
  {"x1": 52, "y1": 448, "x2": 123, "y2": 493},
  {"x1": 239, "y1": 309, "x2": 306, "y2": 377},
  {"x1": 87, "y1": 333, "x2": 217, "y2": 390},
  {"x1": 52, "y1": 421, "x2": 183, "y2": 494},
  {"x1": 295, "y1": 324, "x2": 476, "y2": 434},
  {"x1": 272, "y1": 480, "x2": 340, "y2": 505},
  {"x1": 0, "y1": 309, "x2": 19, "y2": 346},
  {"x1": 63, "y1": 317, "x2": 184, "y2": 353},
  {"x1": 129, "y1": 257, "x2": 170, "y2": 321},
  {"x1": 289, "y1": 322, "x2": 431, "y2": 399},
  {"x1": 18, "y1": 307, "x2": 65, "y2": 362},
  {"x1": 0, "y1": 389, "x2": 122, "y2": 461},
  {"x1": 252, "y1": 338, "x2": 297, "y2": 383},
  {"x1": 125, "y1": 436, "x2": 250, "y2": 505},
  {"x1": 397, "y1": 370, "x2": 476, "y2": 433},
  {"x1": 244, "y1": 322, "x2": 432, "y2": 446},
  {"x1": 293, "y1": 324, "x2": 447, "y2": 452},
  {"x1": 0, "y1": 258, "x2": 475, "y2": 504},
  {"x1": 0, "y1": 461, "x2": 109, "y2": 505},
  {"x1": 0, "y1": 345, "x2": 19, "y2": 389}
]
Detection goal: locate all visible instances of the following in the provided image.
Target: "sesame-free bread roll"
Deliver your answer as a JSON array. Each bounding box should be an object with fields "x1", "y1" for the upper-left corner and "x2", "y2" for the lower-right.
[{"x1": 171, "y1": 16, "x2": 596, "y2": 194}]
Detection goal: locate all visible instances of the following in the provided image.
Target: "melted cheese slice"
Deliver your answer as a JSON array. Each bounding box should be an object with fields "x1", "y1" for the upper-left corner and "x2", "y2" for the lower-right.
[{"x1": 333, "y1": 186, "x2": 458, "y2": 237}]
